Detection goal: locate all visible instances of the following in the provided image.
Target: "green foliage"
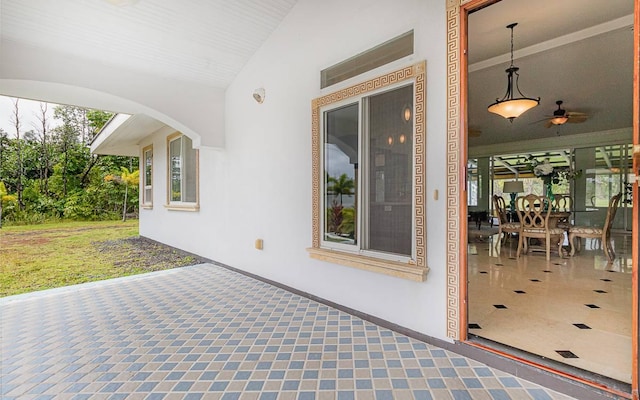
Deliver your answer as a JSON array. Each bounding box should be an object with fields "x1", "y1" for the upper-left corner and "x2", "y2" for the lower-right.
[
  {"x1": 326, "y1": 200, "x2": 343, "y2": 234},
  {"x1": 86, "y1": 109, "x2": 114, "y2": 136},
  {"x1": 327, "y1": 173, "x2": 355, "y2": 205},
  {"x1": 0, "y1": 101, "x2": 136, "y2": 225},
  {"x1": 339, "y1": 207, "x2": 355, "y2": 238}
]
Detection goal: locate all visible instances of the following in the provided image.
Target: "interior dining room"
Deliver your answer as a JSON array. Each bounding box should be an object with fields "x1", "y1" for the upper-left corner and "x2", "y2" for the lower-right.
[{"x1": 464, "y1": 0, "x2": 634, "y2": 393}]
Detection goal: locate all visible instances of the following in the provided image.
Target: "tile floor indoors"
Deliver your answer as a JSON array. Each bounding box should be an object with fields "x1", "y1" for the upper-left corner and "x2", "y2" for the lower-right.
[
  {"x1": 468, "y1": 232, "x2": 633, "y2": 385},
  {"x1": 1, "y1": 263, "x2": 579, "y2": 399}
]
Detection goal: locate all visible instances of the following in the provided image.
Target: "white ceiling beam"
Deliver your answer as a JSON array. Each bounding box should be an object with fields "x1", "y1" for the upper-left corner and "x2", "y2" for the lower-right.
[
  {"x1": 469, "y1": 128, "x2": 632, "y2": 159},
  {"x1": 597, "y1": 147, "x2": 613, "y2": 168},
  {"x1": 494, "y1": 157, "x2": 518, "y2": 174}
]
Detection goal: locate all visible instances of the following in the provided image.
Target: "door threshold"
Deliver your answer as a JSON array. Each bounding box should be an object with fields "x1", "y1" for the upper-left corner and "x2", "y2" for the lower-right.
[{"x1": 467, "y1": 334, "x2": 632, "y2": 399}]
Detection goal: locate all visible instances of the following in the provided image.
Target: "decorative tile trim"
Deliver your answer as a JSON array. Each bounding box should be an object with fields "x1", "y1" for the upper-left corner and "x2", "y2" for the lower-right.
[
  {"x1": 445, "y1": 0, "x2": 462, "y2": 339},
  {"x1": 310, "y1": 62, "x2": 427, "y2": 276}
]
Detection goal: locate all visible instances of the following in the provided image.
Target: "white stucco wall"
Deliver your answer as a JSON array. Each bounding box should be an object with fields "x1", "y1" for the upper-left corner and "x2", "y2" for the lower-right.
[
  {"x1": 1, "y1": 0, "x2": 451, "y2": 340},
  {"x1": 140, "y1": 0, "x2": 450, "y2": 340},
  {"x1": 0, "y1": 45, "x2": 226, "y2": 149}
]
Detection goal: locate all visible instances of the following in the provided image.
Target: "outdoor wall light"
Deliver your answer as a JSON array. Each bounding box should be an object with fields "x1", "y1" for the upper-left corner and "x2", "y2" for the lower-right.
[{"x1": 253, "y1": 88, "x2": 265, "y2": 104}]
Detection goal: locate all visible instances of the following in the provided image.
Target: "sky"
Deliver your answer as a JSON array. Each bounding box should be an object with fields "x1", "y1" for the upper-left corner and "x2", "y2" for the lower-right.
[{"x1": 0, "y1": 95, "x2": 60, "y2": 137}]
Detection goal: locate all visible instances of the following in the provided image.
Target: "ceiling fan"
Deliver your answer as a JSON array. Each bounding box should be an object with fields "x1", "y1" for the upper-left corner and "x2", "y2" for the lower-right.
[{"x1": 542, "y1": 100, "x2": 588, "y2": 128}]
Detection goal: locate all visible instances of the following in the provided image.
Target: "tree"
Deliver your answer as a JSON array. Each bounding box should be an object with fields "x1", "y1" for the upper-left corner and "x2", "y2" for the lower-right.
[
  {"x1": 10, "y1": 99, "x2": 25, "y2": 210},
  {"x1": 0, "y1": 181, "x2": 5, "y2": 228},
  {"x1": 51, "y1": 123, "x2": 79, "y2": 198},
  {"x1": 34, "y1": 102, "x2": 53, "y2": 194},
  {"x1": 105, "y1": 165, "x2": 139, "y2": 221},
  {"x1": 327, "y1": 173, "x2": 355, "y2": 205},
  {"x1": 0, "y1": 98, "x2": 132, "y2": 224},
  {"x1": 86, "y1": 110, "x2": 113, "y2": 140},
  {"x1": 119, "y1": 166, "x2": 139, "y2": 221},
  {"x1": 0, "y1": 128, "x2": 8, "y2": 187}
]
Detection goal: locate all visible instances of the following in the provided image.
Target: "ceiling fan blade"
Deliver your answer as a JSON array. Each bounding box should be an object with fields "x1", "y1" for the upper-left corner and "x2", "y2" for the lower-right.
[
  {"x1": 567, "y1": 113, "x2": 588, "y2": 123},
  {"x1": 544, "y1": 120, "x2": 554, "y2": 128},
  {"x1": 468, "y1": 128, "x2": 481, "y2": 137},
  {"x1": 528, "y1": 117, "x2": 552, "y2": 125}
]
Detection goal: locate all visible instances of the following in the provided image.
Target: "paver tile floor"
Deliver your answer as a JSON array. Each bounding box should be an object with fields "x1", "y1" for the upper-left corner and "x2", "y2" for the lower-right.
[{"x1": 1, "y1": 263, "x2": 577, "y2": 399}]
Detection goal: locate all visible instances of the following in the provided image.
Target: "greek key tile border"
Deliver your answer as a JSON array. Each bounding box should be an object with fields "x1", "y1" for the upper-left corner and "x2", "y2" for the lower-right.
[
  {"x1": 311, "y1": 62, "x2": 427, "y2": 270},
  {"x1": 446, "y1": 0, "x2": 462, "y2": 340}
]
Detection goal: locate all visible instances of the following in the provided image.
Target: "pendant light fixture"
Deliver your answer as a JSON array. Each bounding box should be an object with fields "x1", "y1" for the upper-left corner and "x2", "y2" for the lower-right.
[{"x1": 487, "y1": 23, "x2": 539, "y2": 122}]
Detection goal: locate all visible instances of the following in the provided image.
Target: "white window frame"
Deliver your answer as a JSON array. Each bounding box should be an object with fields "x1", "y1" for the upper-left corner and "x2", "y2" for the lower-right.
[
  {"x1": 166, "y1": 132, "x2": 199, "y2": 211},
  {"x1": 308, "y1": 62, "x2": 428, "y2": 281},
  {"x1": 319, "y1": 85, "x2": 415, "y2": 263},
  {"x1": 141, "y1": 144, "x2": 153, "y2": 208}
]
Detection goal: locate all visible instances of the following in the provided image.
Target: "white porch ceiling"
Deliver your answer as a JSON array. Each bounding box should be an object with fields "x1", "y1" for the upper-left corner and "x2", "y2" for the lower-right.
[
  {"x1": 1, "y1": 0, "x2": 298, "y2": 88},
  {"x1": 0, "y1": 0, "x2": 635, "y2": 150}
]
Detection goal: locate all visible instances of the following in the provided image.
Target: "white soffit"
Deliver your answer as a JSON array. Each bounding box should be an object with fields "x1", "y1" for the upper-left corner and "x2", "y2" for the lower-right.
[
  {"x1": 91, "y1": 113, "x2": 166, "y2": 156},
  {"x1": 1, "y1": 0, "x2": 298, "y2": 88}
]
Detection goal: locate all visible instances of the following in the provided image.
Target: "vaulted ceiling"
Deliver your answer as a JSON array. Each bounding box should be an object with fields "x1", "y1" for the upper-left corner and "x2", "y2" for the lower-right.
[
  {"x1": 0, "y1": 0, "x2": 635, "y2": 150},
  {"x1": 1, "y1": 0, "x2": 298, "y2": 88}
]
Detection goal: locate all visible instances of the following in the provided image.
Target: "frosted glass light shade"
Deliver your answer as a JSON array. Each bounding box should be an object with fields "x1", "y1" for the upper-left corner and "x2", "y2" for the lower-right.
[
  {"x1": 550, "y1": 116, "x2": 569, "y2": 125},
  {"x1": 488, "y1": 98, "x2": 539, "y2": 121}
]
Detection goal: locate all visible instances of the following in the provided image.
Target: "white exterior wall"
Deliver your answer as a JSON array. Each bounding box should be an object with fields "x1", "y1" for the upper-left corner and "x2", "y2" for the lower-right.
[
  {"x1": 140, "y1": 0, "x2": 450, "y2": 340},
  {"x1": 0, "y1": 46, "x2": 226, "y2": 149}
]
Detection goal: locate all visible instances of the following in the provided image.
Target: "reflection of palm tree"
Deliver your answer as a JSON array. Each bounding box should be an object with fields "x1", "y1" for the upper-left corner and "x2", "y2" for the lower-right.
[{"x1": 327, "y1": 173, "x2": 354, "y2": 205}]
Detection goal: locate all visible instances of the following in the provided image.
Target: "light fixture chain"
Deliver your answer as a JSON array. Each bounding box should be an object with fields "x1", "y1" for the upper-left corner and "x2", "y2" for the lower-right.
[{"x1": 509, "y1": 24, "x2": 515, "y2": 68}]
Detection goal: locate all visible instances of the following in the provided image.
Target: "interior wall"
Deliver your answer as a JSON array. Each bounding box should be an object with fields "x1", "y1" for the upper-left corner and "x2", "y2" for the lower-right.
[{"x1": 140, "y1": 0, "x2": 450, "y2": 339}]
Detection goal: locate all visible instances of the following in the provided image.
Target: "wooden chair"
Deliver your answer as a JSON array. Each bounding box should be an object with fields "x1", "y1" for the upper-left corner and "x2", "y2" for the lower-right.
[
  {"x1": 568, "y1": 192, "x2": 622, "y2": 261},
  {"x1": 552, "y1": 195, "x2": 572, "y2": 230},
  {"x1": 492, "y1": 195, "x2": 520, "y2": 245},
  {"x1": 516, "y1": 194, "x2": 565, "y2": 260}
]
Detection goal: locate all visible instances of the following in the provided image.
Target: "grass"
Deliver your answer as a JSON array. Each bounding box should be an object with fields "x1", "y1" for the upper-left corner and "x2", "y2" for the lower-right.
[{"x1": 0, "y1": 220, "x2": 205, "y2": 297}]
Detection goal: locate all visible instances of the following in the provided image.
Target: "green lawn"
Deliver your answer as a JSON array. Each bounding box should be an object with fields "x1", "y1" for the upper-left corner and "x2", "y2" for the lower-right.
[{"x1": 0, "y1": 220, "x2": 204, "y2": 297}]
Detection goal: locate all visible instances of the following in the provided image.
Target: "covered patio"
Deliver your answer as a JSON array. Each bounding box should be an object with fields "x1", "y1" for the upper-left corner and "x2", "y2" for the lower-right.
[{"x1": 2, "y1": 264, "x2": 575, "y2": 399}]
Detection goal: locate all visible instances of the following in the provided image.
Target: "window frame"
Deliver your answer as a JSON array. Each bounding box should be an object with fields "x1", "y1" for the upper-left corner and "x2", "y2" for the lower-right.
[
  {"x1": 308, "y1": 62, "x2": 428, "y2": 281},
  {"x1": 165, "y1": 132, "x2": 200, "y2": 211},
  {"x1": 141, "y1": 144, "x2": 153, "y2": 208}
]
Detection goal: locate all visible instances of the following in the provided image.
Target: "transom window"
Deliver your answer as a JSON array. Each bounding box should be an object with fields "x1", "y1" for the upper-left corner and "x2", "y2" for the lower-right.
[
  {"x1": 166, "y1": 133, "x2": 199, "y2": 210},
  {"x1": 309, "y1": 62, "x2": 428, "y2": 281}
]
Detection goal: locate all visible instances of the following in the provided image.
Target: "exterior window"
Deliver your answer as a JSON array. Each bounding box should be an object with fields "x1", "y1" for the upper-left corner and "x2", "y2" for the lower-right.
[
  {"x1": 310, "y1": 62, "x2": 428, "y2": 281},
  {"x1": 323, "y1": 85, "x2": 413, "y2": 256},
  {"x1": 167, "y1": 133, "x2": 199, "y2": 209},
  {"x1": 142, "y1": 145, "x2": 153, "y2": 207},
  {"x1": 467, "y1": 159, "x2": 479, "y2": 207},
  {"x1": 321, "y1": 30, "x2": 414, "y2": 89}
]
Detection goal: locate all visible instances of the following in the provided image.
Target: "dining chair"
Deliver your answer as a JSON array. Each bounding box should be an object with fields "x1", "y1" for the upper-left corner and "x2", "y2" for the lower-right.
[
  {"x1": 492, "y1": 195, "x2": 520, "y2": 245},
  {"x1": 552, "y1": 195, "x2": 572, "y2": 230},
  {"x1": 516, "y1": 194, "x2": 565, "y2": 260},
  {"x1": 568, "y1": 192, "x2": 622, "y2": 261}
]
